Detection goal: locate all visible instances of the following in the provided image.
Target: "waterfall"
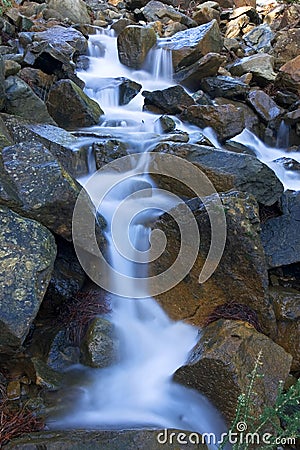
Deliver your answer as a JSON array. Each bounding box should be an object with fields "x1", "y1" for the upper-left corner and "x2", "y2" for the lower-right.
[
  {"x1": 276, "y1": 120, "x2": 290, "y2": 148},
  {"x1": 52, "y1": 27, "x2": 228, "y2": 449}
]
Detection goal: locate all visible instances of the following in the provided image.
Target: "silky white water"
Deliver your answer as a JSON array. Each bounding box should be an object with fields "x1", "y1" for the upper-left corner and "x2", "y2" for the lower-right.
[{"x1": 54, "y1": 26, "x2": 295, "y2": 447}]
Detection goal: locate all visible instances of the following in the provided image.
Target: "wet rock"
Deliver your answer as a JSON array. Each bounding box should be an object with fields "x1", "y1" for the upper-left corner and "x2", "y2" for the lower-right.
[
  {"x1": 0, "y1": 55, "x2": 5, "y2": 111},
  {"x1": 271, "y1": 28, "x2": 300, "y2": 68},
  {"x1": 261, "y1": 191, "x2": 300, "y2": 268},
  {"x1": 46, "y1": 0, "x2": 91, "y2": 24},
  {"x1": 142, "y1": 1, "x2": 196, "y2": 28},
  {"x1": 174, "y1": 53, "x2": 226, "y2": 91},
  {"x1": 32, "y1": 357, "x2": 63, "y2": 391},
  {"x1": 270, "y1": 287, "x2": 300, "y2": 372},
  {"x1": 149, "y1": 190, "x2": 275, "y2": 335},
  {"x1": 5, "y1": 76, "x2": 55, "y2": 124},
  {"x1": 0, "y1": 205, "x2": 56, "y2": 353},
  {"x1": 0, "y1": 116, "x2": 12, "y2": 148},
  {"x1": 94, "y1": 139, "x2": 129, "y2": 169},
  {"x1": 169, "y1": 20, "x2": 223, "y2": 71},
  {"x1": 276, "y1": 55, "x2": 300, "y2": 96},
  {"x1": 174, "y1": 319, "x2": 292, "y2": 423},
  {"x1": 181, "y1": 103, "x2": 245, "y2": 141},
  {"x1": 4, "y1": 429, "x2": 208, "y2": 449},
  {"x1": 47, "y1": 330, "x2": 81, "y2": 372},
  {"x1": 0, "y1": 142, "x2": 82, "y2": 240},
  {"x1": 142, "y1": 85, "x2": 195, "y2": 114},
  {"x1": 247, "y1": 90, "x2": 283, "y2": 123},
  {"x1": 199, "y1": 75, "x2": 250, "y2": 99},
  {"x1": 243, "y1": 23, "x2": 274, "y2": 53},
  {"x1": 0, "y1": 114, "x2": 88, "y2": 178},
  {"x1": 273, "y1": 157, "x2": 300, "y2": 173},
  {"x1": 228, "y1": 53, "x2": 276, "y2": 85},
  {"x1": 151, "y1": 143, "x2": 283, "y2": 205},
  {"x1": 117, "y1": 25, "x2": 156, "y2": 69},
  {"x1": 46, "y1": 80, "x2": 103, "y2": 130},
  {"x1": 23, "y1": 26, "x2": 88, "y2": 87},
  {"x1": 156, "y1": 115, "x2": 176, "y2": 132},
  {"x1": 18, "y1": 67, "x2": 55, "y2": 101},
  {"x1": 88, "y1": 77, "x2": 142, "y2": 106},
  {"x1": 80, "y1": 318, "x2": 118, "y2": 368}
]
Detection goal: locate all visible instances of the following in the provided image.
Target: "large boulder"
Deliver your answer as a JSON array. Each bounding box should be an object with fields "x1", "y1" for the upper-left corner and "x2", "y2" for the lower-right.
[
  {"x1": 180, "y1": 103, "x2": 245, "y2": 141},
  {"x1": 0, "y1": 114, "x2": 89, "y2": 178},
  {"x1": 174, "y1": 53, "x2": 226, "y2": 91},
  {"x1": 243, "y1": 23, "x2": 274, "y2": 53},
  {"x1": 261, "y1": 191, "x2": 300, "y2": 268},
  {"x1": 117, "y1": 25, "x2": 157, "y2": 69},
  {"x1": 47, "y1": 0, "x2": 91, "y2": 24},
  {"x1": 149, "y1": 190, "x2": 276, "y2": 335},
  {"x1": 152, "y1": 143, "x2": 283, "y2": 205},
  {"x1": 4, "y1": 430, "x2": 208, "y2": 449},
  {"x1": 0, "y1": 142, "x2": 83, "y2": 241},
  {"x1": 46, "y1": 80, "x2": 103, "y2": 130},
  {"x1": 199, "y1": 75, "x2": 250, "y2": 99},
  {"x1": 168, "y1": 20, "x2": 223, "y2": 71},
  {"x1": 270, "y1": 287, "x2": 300, "y2": 372},
  {"x1": 0, "y1": 205, "x2": 56, "y2": 353},
  {"x1": 228, "y1": 53, "x2": 277, "y2": 85},
  {"x1": 174, "y1": 319, "x2": 292, "y2": 423},
  {"x1": 142, "y1": 85, "x2": 195, "y2": 114},
  {"x1": 4, "y1": 76, "x2": 55, "y2": 124},
  {"x1": 247, "y1": 90, "x2": 283, "y2": 123}
]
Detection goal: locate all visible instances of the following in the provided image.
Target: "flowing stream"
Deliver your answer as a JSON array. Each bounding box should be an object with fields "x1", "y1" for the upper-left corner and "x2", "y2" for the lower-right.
[{"x1": 54, "y1": 27, "x2": 295, "y2": 447}]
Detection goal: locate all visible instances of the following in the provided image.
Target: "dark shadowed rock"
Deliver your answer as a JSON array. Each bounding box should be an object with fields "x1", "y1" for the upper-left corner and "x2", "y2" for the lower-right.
[
  {"x1": 117, "y1": 25, "x2": 156, "y2": 69},
  {"x1": 247, "y1": 90, "x2": 283, "y2": 123},
  {"x1": 151, "y1": 143, "x2": 284, "y2": 205},
  {"x1": 5, "y1": 76, "x2": 55, "y2": 124},
  {"x1": 174, "y1": 320, "x2": 292, "y2": 423},
  {"x1": 169, "y1": 20, "x2": 223, "y2": 70},
  {"x1": 199, "y1": 75, "x2": 250, "y2": 99},
  {"x1": 0, "y1": 142, "x2": 82, "y2": 240},
  {"x1": 47, "y1": 80, "x2": 103, "y2": 130},
  {"x1": 149, "y1": 190, "x2": 276, "y2": 335},
  {"x1": 0, "y1": 114, "x2": 89, "y2": 177},
  {"x1": 0, "y1": 55, "x2": 6, "y2": 111},
  {"x1": 270, "y1": 287, "x2": 300, "y2": 371},
  {"x1": 181, "y1": 103, "x2": 245, "y2": 141},
  {"x1": 80, "y1": 318, "x2": 118, "y2": 368},
  {"x1": 0, "y1": 205, "x2": 56, "y2": 353},
  {"x1": 174, "y1": 53, "x2": 226, "y2": 91},
  {"x1": 4, "y1": 430, "x2": 208, "y2": 449},
  {"x1": 142, "y1": 85, "x2": 195, "y2": 114},
  {"x1": 261, "y1": 191, "x2": 300, "y2": 268}
]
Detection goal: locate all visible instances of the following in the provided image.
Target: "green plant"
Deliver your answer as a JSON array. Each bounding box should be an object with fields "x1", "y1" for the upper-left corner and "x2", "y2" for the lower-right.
[
  {"x1": 0, "y1": 0, "x2": 12, "y2": 16},
  {"x1": 219, "y1": 351, "x2": 300, "y2": 449}
]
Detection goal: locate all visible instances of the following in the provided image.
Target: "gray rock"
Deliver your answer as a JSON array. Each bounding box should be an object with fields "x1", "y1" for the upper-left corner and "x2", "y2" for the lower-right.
[
  {"x1": 152, "y1": 143, "x2": 284, "y2": 206},
  {"x1": 199, "y1": 75, "x2": 250, "y2": 99},
  {"x1": 169, "y1": 19, "x2": 223, "y2": 71},
  {"x1": 117, "y1": 25, "x2": 157, "y2": 69},
  {"x1": 4, "y1": 60, "x2": 21, "y2": 77},
  {"x1": 47, "y1": 330, "x2": 80, "y2": 372},
  {"x1": 31, "y1": 357, "x2": 63, "y2": 391},
  {"x1": 174, "y1": 319, "x2": 292, "y2": 422},
  {"x1": 4, "y1": 76, "x2": 55, "y2": 124},
  {"x1": 247, "y1": 90, "x2": 283, "y2": 123},
  {"x1": 142, "y1": 0, "x2": 196, "y2": 28},
  {"x1": 0, "y1": 142, "x2": 83, "y2": 240},
  {"x1": 142, "y1": 85, "x2": 195, "y2": 114},
  {"x1": 228, "y1": 53, "x2": 277, "y2": 85},
  {"x1": 243, "y1": 23, "x2": 274, "y2": 53},
  {"x1": 46, "y1": 79, "x2": 103, "y2": 130},
  {"x1": 261, "y1": 191, "x2": 300, "y2": 267},
  {"x1": 0, "y1": 114, "x2": 89, "y2": 178},
  {"x1": 4, "y1": 430, "x2": 208, "y2": 449},
  {"x1": 47, "y1": 0, "x2": 91, "y2": 24},
  {"x1": 0, "y1": 205, "x2": 56, "y2": 353},
  {"x1": 180, "y1": 103, "x2": 245, "y2": 141},
  {"x1": 174, "y1": 53, "x2": 226, "y2": 91},
  {"x1": 94, "y1": 139, "x2": 129, "y2": 169},
  {"x1": 80, "y1": 318, "x2": 118, "y2": 368},
  {"x1": 0, "y1": 55, "x2": 5, "y2": 111}
]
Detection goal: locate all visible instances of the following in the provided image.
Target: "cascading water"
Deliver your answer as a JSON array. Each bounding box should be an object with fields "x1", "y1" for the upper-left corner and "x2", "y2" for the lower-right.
[{"x1": 52, "y1": 28, "x2": 228, "y2": 449}]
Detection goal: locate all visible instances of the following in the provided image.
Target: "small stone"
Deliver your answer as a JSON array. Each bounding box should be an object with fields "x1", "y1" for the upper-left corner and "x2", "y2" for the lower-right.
[{"x1": 7, "y1": 381, "x2": 21, "y2": 400}]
